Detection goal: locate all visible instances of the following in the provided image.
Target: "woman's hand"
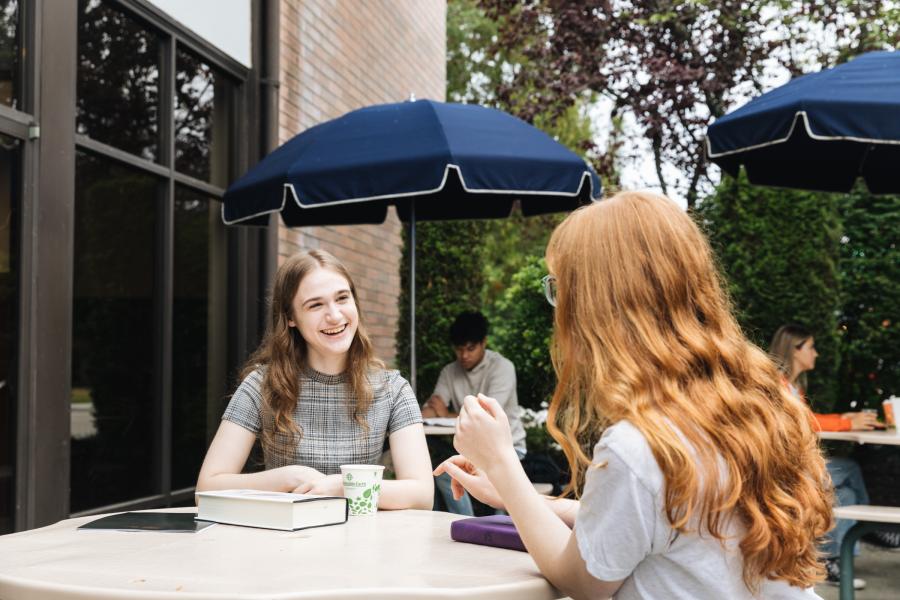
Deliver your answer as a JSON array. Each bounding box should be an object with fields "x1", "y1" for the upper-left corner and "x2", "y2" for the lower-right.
[
  {"x1": 842, "y1": 411, "x2": 882, "y2": 431},
  {"x1": 299, "y1": 473, "x2": 344, "y2": 496},
  {"x1": 278, "y1": 465, "x2": 327, "y2": 492},
  {"x1": 454, "y1": 394, "x2": 519, "y2": 474},
  {"x1": 425, "y1": 396, "x2": 450, "y2": 417},
  {"x1": 434, "y1": 455, "x2": 505, "y2": 510}
]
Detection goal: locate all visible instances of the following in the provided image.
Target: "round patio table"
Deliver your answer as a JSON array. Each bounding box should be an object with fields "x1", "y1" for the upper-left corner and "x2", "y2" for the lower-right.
[{"x1": 0, "y1": 508, "x2": 560, "y2": 600}]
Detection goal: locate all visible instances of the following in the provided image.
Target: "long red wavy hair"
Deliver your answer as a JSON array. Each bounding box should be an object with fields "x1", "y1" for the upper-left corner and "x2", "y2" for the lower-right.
[{"x1": 545, "y1": 191, "x2": 832, "y2": 590}]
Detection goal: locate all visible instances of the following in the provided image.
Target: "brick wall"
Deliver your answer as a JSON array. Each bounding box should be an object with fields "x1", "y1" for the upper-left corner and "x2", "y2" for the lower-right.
[{"x1": 278, "y1": 0, "x2": 446, "y2": 367}]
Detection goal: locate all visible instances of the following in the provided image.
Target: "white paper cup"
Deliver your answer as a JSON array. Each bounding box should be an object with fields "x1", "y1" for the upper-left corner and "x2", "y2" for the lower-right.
[{"x1": 340, "y1": 464, "x2": 384, "y2": 516}]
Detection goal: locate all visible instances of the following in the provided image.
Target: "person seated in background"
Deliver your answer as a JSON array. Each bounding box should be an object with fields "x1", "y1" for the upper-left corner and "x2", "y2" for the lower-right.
[
  {"x1": 770, "y1": 323, "x2": 900, "y2": 589},
  {"x1": 196, "y1": 249, "x2": 433, "y2": 510},
  {"x1": 422, "y1": 311, "x2": 526, "y2": 514},
  {"x1": 771, "y1": 324, "x2": 880, "y2": 432}
]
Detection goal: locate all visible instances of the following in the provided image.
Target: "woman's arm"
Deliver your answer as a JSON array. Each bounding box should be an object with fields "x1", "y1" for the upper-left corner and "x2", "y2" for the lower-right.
[
  {"x1": 196, "y1": 421, "x2": 326, "y2": 494},
  {"x1": 435, "y1": 455, "x2": 580, "y2": 526},
  {"x1": 379, "y1": 423, "x2": 434, "y2": 510},
  {"x1": 455, "y1": 395, "x2": 624, "y2": 600}
]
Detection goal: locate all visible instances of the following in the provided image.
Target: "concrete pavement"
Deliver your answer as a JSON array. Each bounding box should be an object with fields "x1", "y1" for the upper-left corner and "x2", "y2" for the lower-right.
[{"x1": 816, "y1": 544, "x2": 900, "y2": 600}]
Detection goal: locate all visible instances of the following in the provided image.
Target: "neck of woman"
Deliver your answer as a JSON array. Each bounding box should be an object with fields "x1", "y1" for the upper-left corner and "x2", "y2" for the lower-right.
[{"x1": 307, "y1": 352, "x2": 348, "y2": 375}]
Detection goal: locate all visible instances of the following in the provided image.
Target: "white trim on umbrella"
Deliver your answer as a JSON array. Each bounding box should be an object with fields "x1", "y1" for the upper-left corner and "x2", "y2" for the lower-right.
[
  {"x1": 221, "y1": 194, "x2": 287, "y2": 225},
  {"x1": 222, "y1": 163, "x2": 599, "y2": 225},
  {"x1": 706, "y1": 110, "x2": 900, "y2": 159}
]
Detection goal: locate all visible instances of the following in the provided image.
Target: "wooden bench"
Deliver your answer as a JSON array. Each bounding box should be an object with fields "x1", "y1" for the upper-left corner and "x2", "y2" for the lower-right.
[{"x1": 833, "y1": 505, "x2": 900, "y2": 600}]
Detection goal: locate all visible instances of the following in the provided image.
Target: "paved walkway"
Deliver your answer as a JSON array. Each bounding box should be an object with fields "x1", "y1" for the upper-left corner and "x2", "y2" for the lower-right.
[{"x1": 816, "y1": 544, "x2": 900, "y2": 600}]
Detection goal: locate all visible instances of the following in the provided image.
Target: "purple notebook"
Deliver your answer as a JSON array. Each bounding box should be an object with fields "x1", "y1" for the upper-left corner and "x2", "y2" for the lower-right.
[{"x1": 450, "y1": 515, "x2": 526, "y2": 552}]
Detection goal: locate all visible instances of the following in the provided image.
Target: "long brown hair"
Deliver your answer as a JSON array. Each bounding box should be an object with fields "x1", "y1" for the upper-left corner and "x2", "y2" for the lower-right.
[
  {"x1": 769, "y1": 323, "x2": 813, "y2": 392},
  {"x1": 240, "y1": 249, "x2": 382, "y2": 458},
  {"x1": 545, "y1": 191, "x2": 831, "y2": 590}
]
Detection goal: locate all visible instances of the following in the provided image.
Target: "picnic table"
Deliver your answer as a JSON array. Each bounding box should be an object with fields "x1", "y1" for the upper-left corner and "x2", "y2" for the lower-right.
[
  {"x1": 818, "y1": 429, "x2": 900, "y2": 599},
  {"x1": 818, "y1": 430, "x2": 900, "y2": 446}
]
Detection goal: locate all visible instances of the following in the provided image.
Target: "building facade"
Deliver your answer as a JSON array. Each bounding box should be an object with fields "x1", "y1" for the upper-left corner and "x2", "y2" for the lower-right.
[{"x1": 1, "y1": 0, "x2": 445, "y2": 532}]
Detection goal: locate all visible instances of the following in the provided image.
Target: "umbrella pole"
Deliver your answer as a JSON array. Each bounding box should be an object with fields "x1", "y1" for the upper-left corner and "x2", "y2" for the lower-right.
[{"x1": 409, "y1": 203, "x2": 417, "y2": 394}]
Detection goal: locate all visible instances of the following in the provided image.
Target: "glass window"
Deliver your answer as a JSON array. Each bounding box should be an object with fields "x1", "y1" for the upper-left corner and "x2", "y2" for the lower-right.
[
  {"x1": 171, "y1": 186, "x2": 227, "y2": 490},
  {"x1": 76, "y1": 0, "x2": 161, "y2": 161},
  {"x1": 0, "y1": 133, "x2": 20, "y2": 533},
  {"x1": 175, "y1": 48, "x2": 232, "y2": 186},
  {"x1": 0, "y1": 1, "x2": 21, "y2": 110},
  {"x1": 70, "y1": 151, "x2": 160, "y2": 512}
]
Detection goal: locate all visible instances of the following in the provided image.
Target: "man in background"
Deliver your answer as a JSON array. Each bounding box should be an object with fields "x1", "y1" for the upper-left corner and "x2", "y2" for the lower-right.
[{"x1": 422, "y1": 311, "x2": 526, "y2": 514}]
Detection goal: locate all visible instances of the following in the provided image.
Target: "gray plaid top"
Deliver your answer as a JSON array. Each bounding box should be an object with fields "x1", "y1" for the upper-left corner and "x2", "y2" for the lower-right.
[{"x1": 222, "y1": 367, "x2": 422, "y2": 475}]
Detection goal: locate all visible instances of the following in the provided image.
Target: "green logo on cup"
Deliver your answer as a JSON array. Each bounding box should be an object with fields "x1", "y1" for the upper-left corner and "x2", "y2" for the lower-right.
[
  {"x1": 347, "y1": 483, "x2": 380, "y2": 515},
  {"x1": 340, "y1": 464, "x2": 384, "y2": 516}
]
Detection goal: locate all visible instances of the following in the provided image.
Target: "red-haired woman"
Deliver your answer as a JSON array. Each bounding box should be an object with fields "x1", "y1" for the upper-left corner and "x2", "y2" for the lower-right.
[
  {"x1": 437, "y1": 191, "x2": 832, "y2": 599},
  {"x1": 197, "y1": 249, "x2": 433, "y2": 510}
]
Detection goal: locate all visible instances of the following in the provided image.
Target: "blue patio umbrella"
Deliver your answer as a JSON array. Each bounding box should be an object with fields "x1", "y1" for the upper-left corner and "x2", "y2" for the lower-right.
[
  {"x1": 223, "y1": 99, "x2": 601, "y2": 389},
  {"x1": 706, "y1": 50, "x2": 900, "y2": 193}
]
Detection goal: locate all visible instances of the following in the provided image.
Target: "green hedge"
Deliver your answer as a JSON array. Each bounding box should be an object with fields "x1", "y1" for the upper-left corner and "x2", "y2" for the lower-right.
[
  {"x1": 696, "y1": 172, "x2": 841, "y2": 411},
  {"x1": 488, "y1": 255, "x2": 556, "y2": 410},
  {"x1": 837, "y1": 189, "x2": 900, "y2": 409}
]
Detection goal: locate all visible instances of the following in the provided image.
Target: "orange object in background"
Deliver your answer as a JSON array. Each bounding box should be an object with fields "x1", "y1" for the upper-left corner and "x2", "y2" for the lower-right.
[{"x1": 883, "y1": 400, "x2": 895, "y2": 428}]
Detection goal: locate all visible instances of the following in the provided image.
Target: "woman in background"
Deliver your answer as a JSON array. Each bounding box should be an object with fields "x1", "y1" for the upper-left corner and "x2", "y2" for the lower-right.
[
  {"x1": 771, "y1": 324, "x2": 899, "y2": 588},
  {"x1": 437, "y1": 191, "x2": 832, "y2": 599},
  {"x1": 197, "y1": 249, "x2": 432, "y2": 510}
]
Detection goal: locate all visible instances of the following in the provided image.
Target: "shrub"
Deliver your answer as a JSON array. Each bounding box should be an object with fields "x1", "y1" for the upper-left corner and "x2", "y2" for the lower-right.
[
  {"x1": 695, "y1": 172, "x2": 842, "y2": 410},
  {"x1": 837, "y1": 189, "x2": 900, "y2": 407},
  {"x1": 488, "y1": 255, "x2": 556, "y2": 410}
]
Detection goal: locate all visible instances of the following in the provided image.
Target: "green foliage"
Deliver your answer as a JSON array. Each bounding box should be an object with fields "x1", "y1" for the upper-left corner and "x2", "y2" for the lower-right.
[
  {"x1": 478, "y1": 100, "x2": 603, "y2": 307},
  {"x1": 481, "y1": 211, "x2": 563, "y2": 307},
  {"x1": 698, "y1": 178, "x2": 900, "y2": 411},
  {"x1": 482, "y1": 0, "x2": 900, "y2": 206},
  {"x1": 396, "y1": 220, "x2": 486, "y2": 397},
  {"x1": 488, "y1": 256, "x2": 556, "y2": 410},
  {"x1": 446, "y1": 0, "x2": 506, "y2": 104},
  {"x1": 695, "y1": 172, "x2": 842, "y2": 410},
  {"x1": 837, "y1": 190, "x2": 900, "y2": 408}
]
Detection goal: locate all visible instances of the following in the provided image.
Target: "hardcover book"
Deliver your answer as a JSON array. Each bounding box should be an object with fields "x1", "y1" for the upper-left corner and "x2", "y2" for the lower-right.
[
  {"x1": 196, "y1": 489, "x2": 349, "y2": 531},
  {"x1": 450, "y1": 515, "x2": 526, "y2": 552}
]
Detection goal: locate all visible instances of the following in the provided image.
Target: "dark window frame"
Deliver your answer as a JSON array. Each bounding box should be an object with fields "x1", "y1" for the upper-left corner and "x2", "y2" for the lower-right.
[
  {"x1": 9, "y1": 0, "x2": 271, "y2": 531},
  {"x1": 68, "y1": 0, "x2": 252, "y2": 517},
  {"x1": 4, "y1": 0, "x2": 39, "y2": 534}
]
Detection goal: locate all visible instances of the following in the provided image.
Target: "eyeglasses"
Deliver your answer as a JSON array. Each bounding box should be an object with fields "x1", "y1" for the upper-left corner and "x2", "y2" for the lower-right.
[{"x1": 541, "y1": 274, "x2": 557, "y2": 307}]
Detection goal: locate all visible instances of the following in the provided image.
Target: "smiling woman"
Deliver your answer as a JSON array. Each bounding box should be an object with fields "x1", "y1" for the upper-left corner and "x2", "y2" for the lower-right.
[{"x1": 195, "y1": 250, "x2": 433, "y2": 510}]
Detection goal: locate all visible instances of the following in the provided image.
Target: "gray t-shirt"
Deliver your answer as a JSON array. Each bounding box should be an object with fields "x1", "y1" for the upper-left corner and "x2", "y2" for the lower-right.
[
  {"x1": 222, "y1": 367, "x2": 422, "y2": 475},
  {"x1": 432, "y1": 349, "x2": 526, "y2": 455},
  {"x1": 575, "y1": 421, "x2": 822, "y2": 600}
]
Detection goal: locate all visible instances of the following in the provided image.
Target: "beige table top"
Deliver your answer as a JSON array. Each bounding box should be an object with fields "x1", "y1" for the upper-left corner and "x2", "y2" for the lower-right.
[
  {"x1": 0, "y1": 508, "x2": 560, "y2": 600},
  {"x1": 834, "y1": 504, "x2": 900, "y2": 524},
  {"x1": 818, "y1": 429, "x2": 900, "y2": 445}
]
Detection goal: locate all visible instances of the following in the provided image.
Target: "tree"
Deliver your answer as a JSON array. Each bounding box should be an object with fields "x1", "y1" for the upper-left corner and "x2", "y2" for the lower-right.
[
  {"x1": 695, "y1": 172, "x2": 843, "y2": 409},
  {"x1": 480, "y1": 0, "x2": 900, "y2": 207},
  {"x1": 837, "y1": 189, "x2": 900, "y2": 409},
  {"x1": 489, "y1": 256, "x2": 556, "y2": 410}
]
